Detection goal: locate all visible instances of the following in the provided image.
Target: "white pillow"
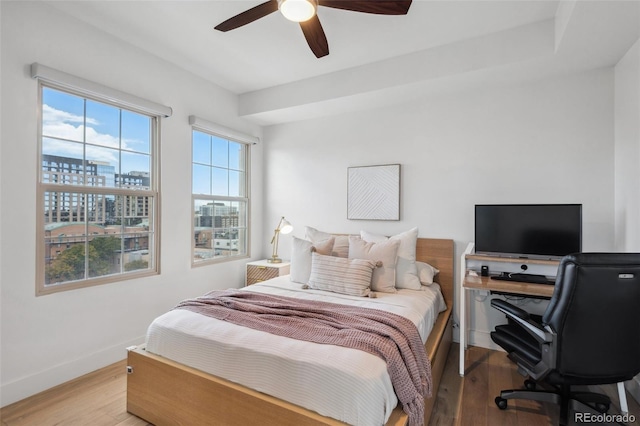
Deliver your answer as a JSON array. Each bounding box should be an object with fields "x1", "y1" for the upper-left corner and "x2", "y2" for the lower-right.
[
  {"x1": 305, "y1": 226, "x2": 349, "y2": 257},
  {"x1": 348, "y1": 235, "x2": 400, "y2": 293},
  {"x1": 290, "y1": 236, "x2": 335, "y2": 284},
  {"x1": 308, "y1": 252, "x2": 376, "y2": 297},
  {"x1": 360, "y1": 227, "x2": 421, "y2": 290},
  {"x1": 416, "y1": 261, "x2": 440, "y2": 285}
]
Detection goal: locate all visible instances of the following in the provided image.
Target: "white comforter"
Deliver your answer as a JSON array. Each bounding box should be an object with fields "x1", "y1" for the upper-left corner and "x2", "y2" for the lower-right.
[{"x1": 145, "y1": 276, "x2": 446, "y2": 426}]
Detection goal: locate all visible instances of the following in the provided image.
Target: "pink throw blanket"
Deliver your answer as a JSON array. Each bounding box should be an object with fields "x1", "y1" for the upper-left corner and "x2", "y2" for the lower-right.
[{"x1": 174, "y1": 289, "x2": 431, "y2": 426}]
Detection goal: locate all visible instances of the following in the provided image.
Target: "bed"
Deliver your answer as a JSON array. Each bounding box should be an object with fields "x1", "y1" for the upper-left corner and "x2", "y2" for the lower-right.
[{"x1": 126, "y1": 237, "x2": 454, "y2": 426}]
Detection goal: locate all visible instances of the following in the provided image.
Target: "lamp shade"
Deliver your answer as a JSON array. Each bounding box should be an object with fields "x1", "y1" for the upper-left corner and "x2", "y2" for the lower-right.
[
  {"x1": 279, "y1": 218, "x2": 293, "y2": 234},
  {"x1": 278, "y1": 0, "x2": 316, "y2": 22}
]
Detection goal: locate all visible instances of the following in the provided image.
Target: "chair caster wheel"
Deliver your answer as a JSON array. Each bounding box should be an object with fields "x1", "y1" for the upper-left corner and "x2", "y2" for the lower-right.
[
  {"x1": 524, "y1": 379, "x2": 537, "y2": 390},
  {"x1": 595, "y1": 402, "x2": 609, "y2": 413},
  {"x1": 495, "y1": 396, "x2": 508, "y2": 410}
]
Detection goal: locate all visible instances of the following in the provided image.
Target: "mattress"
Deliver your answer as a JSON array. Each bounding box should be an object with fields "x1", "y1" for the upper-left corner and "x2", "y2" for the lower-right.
[{"x1": 145, "y1": 275, "x2": 446, "y2": 426}]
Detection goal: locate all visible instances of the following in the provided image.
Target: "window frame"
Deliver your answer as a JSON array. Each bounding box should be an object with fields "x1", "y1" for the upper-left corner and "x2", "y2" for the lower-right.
[
  {"x1": 190, "y1": 123, "x2": 252, "y2": 267},
  {"x1": 35, "y1": 81, "x2": 162, "y2": 296}
]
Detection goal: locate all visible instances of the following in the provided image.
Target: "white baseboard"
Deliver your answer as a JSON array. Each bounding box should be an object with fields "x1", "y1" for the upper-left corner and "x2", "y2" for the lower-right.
[
  {"x1": 452, "y1": 327, "x2": 502, "y2": 351},
  {"x1": 1, "y1": 336, "x2": 144, "y2": 407},
  {"x1": 467, "y1": 329, "x2": 502, "y2": 351}
]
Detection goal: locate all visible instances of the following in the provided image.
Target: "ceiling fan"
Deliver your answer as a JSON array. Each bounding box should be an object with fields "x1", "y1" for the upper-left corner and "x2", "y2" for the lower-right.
[{"x1": 214, "y1": 0, "x2": 413, "y2": 58}]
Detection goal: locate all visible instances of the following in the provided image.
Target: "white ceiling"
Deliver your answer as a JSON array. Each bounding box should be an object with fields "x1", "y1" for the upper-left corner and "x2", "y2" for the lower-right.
[{"x1": 47, "y1": 1, "x2": 640, "y2": 125}]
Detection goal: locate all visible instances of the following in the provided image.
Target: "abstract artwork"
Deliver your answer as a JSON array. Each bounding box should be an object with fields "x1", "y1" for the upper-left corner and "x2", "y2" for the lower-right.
[{"x1": 347, "y1": 164, "x2": 400, "y2": 220}]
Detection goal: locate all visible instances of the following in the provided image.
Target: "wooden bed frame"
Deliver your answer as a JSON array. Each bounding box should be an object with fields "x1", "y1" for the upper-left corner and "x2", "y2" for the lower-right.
[{"x1": 127, "y1": 238, "x2": 454, "y2": 426}]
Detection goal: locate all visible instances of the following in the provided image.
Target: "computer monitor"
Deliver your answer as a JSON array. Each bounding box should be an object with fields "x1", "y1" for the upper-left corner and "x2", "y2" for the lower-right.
[{"x1": 474, "y1": 204, "x2": 582, "y2": 259}]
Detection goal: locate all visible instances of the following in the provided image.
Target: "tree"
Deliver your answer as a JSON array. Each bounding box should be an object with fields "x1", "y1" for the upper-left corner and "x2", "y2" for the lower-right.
[
  {"x1": 90, "y1": 236, "x2": 121, "y2": 258},
  {"x1": 45, "y1": 236, "x2": 121, "y2": 283},
  {"x1": 46, "y1": 244, "x2": 96, "y2": 283},
  {"x1": 89, "y1": 237, "x2": 121, "y2": 277},
  {"x1": 125, "y1": 259, "x2": 149, "y2": 272}
]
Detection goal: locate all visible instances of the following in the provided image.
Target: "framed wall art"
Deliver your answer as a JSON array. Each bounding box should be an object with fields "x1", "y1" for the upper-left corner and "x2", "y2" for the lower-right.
[{"x1": 347, "y1": 164, "x2": 400, "y2": 220}]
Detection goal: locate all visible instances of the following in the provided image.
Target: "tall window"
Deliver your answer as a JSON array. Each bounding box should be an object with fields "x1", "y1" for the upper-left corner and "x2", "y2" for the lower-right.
[
  {"x1": 38, "y1": 84, "x2": 160, "y2": 294},
  {"x1": 192, "y1": 126, "x2": 249, "y2": 265}
]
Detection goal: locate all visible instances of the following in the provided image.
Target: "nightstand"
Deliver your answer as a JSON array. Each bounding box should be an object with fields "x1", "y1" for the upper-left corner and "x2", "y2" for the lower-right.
[{"x1": 246, "y1": 260, "x2": 291, "y2": 286}]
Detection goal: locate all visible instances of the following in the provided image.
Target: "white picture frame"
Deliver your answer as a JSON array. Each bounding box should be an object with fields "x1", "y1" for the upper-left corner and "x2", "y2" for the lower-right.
[{"x1": 347, "y1": 164, "x2": 400, "y2": 221}]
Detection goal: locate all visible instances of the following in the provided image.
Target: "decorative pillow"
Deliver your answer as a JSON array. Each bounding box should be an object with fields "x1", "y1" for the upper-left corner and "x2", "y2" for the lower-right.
[
  {"x1": 305, "y1": 226, "x2": 349, "y2": 258},
  {"x1": 348, "y1": 235, "x2": 400, "y2": 293},
  {"x1": 360, "y1": 227, "x2": 421, "y2": 290},
  {"x1": 416, "y1": 261, "x2": 440, "y2": 285},
  {"x1": 290, "y1": 236, "x2": 335, "y2": 284},
  {"x1": 308, "y1": 252, "x2": 376, "y2": 297}
]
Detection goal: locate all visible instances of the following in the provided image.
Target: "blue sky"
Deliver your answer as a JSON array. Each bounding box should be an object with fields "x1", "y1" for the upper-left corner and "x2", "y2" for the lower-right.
[
  {"x1": 42, "y1": 87, "x2": 246, "y2": 200},
  {"x1": 42, "y1": 87, "x2": 151, "y2": 180},
  {"x1": 192, "y1": 130, "x2": 244, "y2": 198}
]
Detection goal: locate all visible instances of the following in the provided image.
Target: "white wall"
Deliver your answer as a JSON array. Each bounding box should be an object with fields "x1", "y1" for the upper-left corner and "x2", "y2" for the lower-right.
[
  {"x1": 614, "y1": 36, "x2": 640, "y2": 404},
  {"x1": 263, "y1": 67, "x2": 616, "y2": 346},
  {"x1": 615, "y1": 38, "x2": 640, "y2": 252},
  {"x1": 0, "y1": 0, "x2": 631, "y2": 409},
  {"x1": 0, "y1": 2, "x2": 264, "y2": 406},
  {"x1": 0, "y1": 0, "x2": 3, "y2": 383}
]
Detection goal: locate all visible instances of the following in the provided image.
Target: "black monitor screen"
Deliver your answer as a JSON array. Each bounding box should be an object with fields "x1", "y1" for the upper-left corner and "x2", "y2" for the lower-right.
[{"x1": 475, "y1": 204, "x2": 582, "y2": 258}]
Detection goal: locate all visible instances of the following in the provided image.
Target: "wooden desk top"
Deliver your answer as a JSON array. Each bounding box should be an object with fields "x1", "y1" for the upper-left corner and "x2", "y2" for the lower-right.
[
  {"x1": 465, "y1": 254, "x2": 560, "y2": 266},
  {"x1": 463, "y1": 273, "x2": 555, "y2": 298}
]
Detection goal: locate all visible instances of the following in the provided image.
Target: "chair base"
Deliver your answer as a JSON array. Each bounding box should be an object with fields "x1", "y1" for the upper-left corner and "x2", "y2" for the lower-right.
[{"x1": 495, "y1": 380, "x2": 611, "y2": 426}]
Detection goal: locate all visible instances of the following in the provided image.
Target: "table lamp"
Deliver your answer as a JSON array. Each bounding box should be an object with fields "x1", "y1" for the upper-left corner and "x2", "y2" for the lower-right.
[{"x1": 268, "y1": 216, "x2": 293, "y2": 263}]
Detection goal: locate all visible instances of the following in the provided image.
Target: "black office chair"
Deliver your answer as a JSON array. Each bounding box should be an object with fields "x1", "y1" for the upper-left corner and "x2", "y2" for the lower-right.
[{"x1": 490, "y1": 253, "x2": 640, "y2": 425}]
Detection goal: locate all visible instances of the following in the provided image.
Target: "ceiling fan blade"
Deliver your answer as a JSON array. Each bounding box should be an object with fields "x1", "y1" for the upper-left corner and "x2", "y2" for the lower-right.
[
  {"x1": 300, "y1": 15, "x2": 329, "y2": 58},
  {"x1": 319, "y1": 0, "x2": 412, "y2": 15},
  {"x1": 214, "y1": 0, "x2": 279, "y2": 32}
]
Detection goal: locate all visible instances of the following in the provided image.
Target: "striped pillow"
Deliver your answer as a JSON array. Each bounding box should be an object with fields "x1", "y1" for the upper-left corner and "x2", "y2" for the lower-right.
[{"x1": 308, "y1": 252, "x2": 376, "y2": 297}]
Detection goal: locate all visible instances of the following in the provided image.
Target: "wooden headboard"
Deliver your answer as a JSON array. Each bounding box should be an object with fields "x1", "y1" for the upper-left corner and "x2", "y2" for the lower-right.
[
  {"x1": 322, "y1": 234, "x2": 455, "y2": 309},
  {"x1": 331, "y1": 234, "x2": 454, "y2": 308},
  {"x1": 416, "y1": 238, "x2": 454, "y2": 309}
]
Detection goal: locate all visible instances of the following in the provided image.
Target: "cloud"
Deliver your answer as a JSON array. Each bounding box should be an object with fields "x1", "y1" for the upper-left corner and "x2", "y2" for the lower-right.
[
  {"x1": 42, "y1": 104, "x2": 145, "y2": 165},
  {"x1": 43, "y1": 138, "x2": 119, "y2": 165},
  {"x1": 43, "y1": 104, "x2": 98, "y2": 126}
]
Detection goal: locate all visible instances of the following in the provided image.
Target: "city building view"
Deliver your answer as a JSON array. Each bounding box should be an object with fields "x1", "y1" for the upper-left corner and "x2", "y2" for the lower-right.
[
  {"x1": 43, "y1": 154, "x2": 244, "y2": 281},
  {"x1": 42, "y1": 154, "x2": 152, "y2": 284},
  {"x1": 193, "y1": 201, "x2": 242, "y2": 261}
]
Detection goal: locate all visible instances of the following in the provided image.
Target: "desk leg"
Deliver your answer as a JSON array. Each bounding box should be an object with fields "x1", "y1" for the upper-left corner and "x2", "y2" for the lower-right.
[
  {"x1": 460, "y1": 243, "x2": 474, "y2": 377},
  {"x1": 618, "y1": 382, "x2": 629, "y2": 415},
  {"x1": 459, "y1": 287, "x2": 466, "y2": 376}
]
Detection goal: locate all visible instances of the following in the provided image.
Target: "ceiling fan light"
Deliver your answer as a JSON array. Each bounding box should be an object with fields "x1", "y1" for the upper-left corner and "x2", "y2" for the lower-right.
[{"x1": 278, "y1": 0, "x2": 316, "y2": 22}]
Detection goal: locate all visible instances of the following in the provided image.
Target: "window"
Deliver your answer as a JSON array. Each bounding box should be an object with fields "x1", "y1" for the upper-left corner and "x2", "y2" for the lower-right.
[
  {"x1": 37, "y1": 82, "x2": 162, "y2": 295},
  {"x1": 191, "y1": 122, "x2": 251, "y2": 265}
]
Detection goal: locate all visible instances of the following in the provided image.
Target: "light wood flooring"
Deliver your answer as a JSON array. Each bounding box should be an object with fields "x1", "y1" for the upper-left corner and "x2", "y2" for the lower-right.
[
  {"x1": 1, "y1": 344, "x2": 639, "y2": 425},
  {"x1": 430, "y1": 344, "x2": 640, "y2": 426}
]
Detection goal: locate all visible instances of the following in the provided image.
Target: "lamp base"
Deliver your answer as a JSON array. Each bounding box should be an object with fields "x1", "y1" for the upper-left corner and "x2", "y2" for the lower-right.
[{"x1": 267, "y1": 257, "x2": 283, "y2": 264}]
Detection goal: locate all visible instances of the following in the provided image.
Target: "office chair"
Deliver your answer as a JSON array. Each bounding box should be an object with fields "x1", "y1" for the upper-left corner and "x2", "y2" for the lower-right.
[{"x1": 490, "y1": 253, "x2": 640, "y2": 426}]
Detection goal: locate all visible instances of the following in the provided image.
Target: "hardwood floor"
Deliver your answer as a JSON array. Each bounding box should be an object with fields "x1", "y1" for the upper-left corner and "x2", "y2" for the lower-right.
[
  {"x1": 0, "y1": 362, "x2": 150, "y2": 426},
  {"x1": 430, "y1": 344, "x2": 640, "y2": 426},
  {"x1": 1, "y1": 344, "x2": 639, "y2": 425}
]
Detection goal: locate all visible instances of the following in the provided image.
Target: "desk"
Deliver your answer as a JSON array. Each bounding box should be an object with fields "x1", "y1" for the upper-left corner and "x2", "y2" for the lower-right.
[
  {"x1": 458, "y1": 243, "x2": 629, "y2": 415},
  {"x1": 463, "y1": 274, "x2": 555, "y2": 298},
  {"x1": 459, "y1": 273, "x2": 555, "y2": 376},
  {"x1": 459, "y1": 244, "x2": 558, "y2": 377}
]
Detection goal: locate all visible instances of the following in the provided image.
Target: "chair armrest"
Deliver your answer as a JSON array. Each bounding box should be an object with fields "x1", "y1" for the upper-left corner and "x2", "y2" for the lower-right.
[
  {"x1": 490, "y1": 299, "x2": 529, "y2": 320},
  {"x1": 491, "y1": 298, "x2": 553, "y2": 344}
]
